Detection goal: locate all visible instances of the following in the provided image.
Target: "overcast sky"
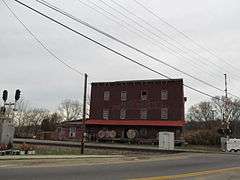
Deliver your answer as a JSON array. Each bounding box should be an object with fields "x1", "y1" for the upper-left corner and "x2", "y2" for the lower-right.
[{"x1": 1, "y1": 0, "x2": 240, "y2": 112}]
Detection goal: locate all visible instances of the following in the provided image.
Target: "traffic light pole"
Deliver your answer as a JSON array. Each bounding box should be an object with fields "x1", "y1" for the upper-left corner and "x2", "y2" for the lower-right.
[{"x1": 81, "y1": 73, "x2": 88, "y2": 154}]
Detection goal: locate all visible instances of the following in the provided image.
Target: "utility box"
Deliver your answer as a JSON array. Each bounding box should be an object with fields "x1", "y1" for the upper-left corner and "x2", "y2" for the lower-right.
[
  {"x1": 226, "y1": 138, "x2": 240, "y2": 152},
  {"x1": 158, "y1": 131, "x2": 174, "y2": 150},
  {"x1": 0, "y1": 117, "x2": 15, "y2": 147}
]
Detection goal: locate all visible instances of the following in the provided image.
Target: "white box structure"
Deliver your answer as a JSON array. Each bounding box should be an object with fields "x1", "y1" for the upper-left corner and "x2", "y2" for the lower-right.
[
  {"x1": 0, "y1": 117, "x2": 15, "y2": 146},
  {"x1": 226, "y1": 138, "x2": 240, "y2": 152},
  {"x1": 158, "y1": 131, "x2": 174, "y2": 150}
]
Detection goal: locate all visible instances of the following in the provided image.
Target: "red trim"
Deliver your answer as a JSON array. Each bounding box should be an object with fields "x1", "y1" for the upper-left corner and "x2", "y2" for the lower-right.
[{"x1": 86, "y1": 119, "x2": 186, "y2": 127}]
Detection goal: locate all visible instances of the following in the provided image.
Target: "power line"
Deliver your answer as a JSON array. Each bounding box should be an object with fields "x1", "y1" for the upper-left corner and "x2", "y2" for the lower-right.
[
  {"x1": 132, "y1": 0, "x2": 240, "y2": 75},
  {"x1": 77, "y1": 0, "x2": 163, "y2": 47},
  {"x1": 77, "y1": 0, "x2": 230, "y2": 86},
  {"x1": 35, "y1": 0, "x2": 240, "y2": 99},
  {"x1": 11, "y1": 0, "x2": 234, "y2": 102},
  {"x1": 90, "y1": 0, "x2": 236, "y2": 86},
  {"x1": 79, "y1": 1, "x2": 226, "y2": 86},
  {"x1": 94, "y1": 0, "x2": 232, "y2": 79},
  {"x1": 1, "y1": 0, "x2": 85, "y2": 78},
  {"x1": 110, "y1": 0, "x2": 240, "y2": 80},
  {"x1": 99, "y1": 0, "x2": 240, "y2": 84}
]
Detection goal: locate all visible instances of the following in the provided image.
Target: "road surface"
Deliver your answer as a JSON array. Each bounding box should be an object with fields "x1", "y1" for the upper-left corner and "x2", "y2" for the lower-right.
[{"x1": 1, "y1": 153, "x2": 240, "y2": 180}]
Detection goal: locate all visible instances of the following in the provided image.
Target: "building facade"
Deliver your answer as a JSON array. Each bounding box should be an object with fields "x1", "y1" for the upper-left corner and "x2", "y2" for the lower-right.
[
  {"x1": 56, "y1": 79, "x2": 186, "y2": 144},
  {"x1": 87, "y1": 79, "x2": 186, "y2": 142},
  {"x1": 90, "y1": 79, "x2": 185, "y2": 121}
]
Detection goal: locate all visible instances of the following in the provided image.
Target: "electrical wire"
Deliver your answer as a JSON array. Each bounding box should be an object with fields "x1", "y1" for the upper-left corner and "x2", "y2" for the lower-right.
[
  {"x1": 11, "y1": 0, "x2": 234, "y2": 102},
  {"x1": 98, "y1": 0, "x2": 240, "y2": 85},
  {"x1": 86, "y1": 0, "x2": 238, "y2": 88},
  {"x1": 1, "y1": 0, "x2": 85, "y2": 78},
  {"x1": 94, "y1": 0, "x2": 234, "y2": 81},
  {"x1": 132, "y1": 0, "x2": 240, "y2": 75},
  {"x1": 110, "y1": 0, "x2": 240, "y2": 80},
  {"x1": 77, "y1": 0, "x2": 228, "y2": 86},
  {"x1": 35, "y1": 0, "x2": 240, "y2": 99}
]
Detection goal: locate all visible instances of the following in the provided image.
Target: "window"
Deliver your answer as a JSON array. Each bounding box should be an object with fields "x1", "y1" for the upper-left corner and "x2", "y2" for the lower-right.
[
  {"x1": 161, "y1": 90, "x2": 168, "y2": 100},
  {"x1": 161, "y1": 108, "x2": 168, "y2": 120},
  {"x1": 104, "y1": 91, "x2": 110, "y2": 101},
  {"x1": 58, "y1": 127, "x2": 62, "y2": 133},
  {"x1": 121, "y1": 91, "x2": 127, "y2": 101},
  {"x1": 120, "y1": 109, "x2": 126, "y2": 119},
  {"x1": 141, "y1": 90, "x2": 147, "y2": 101},
  {"x1": 69, "y1": 127, "x2": 76, "y2": 138},
  {"x1": 140, "y1": 108, "x2": 147, "y2": 119},
  {"x1": 103, "y1": 109, "x2": 109, "y2": 120}
]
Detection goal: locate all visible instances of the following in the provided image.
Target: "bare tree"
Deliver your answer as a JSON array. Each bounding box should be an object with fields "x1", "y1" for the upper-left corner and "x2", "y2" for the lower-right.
[
  {"x1": 188, "y1": 96, "x2": 240, "y2": 123},
  {"x1": 13, "y1": 100, "x2": 49, "y2": 137},
  {"x1": 41, "y1": 113, "x2": 62, "y2": 132},
  {"x1": 27, "y1": 108, "x2": 49, "y2": 135},
  {"x1": 186, "y1": 97, "x2": 240, "y2": 144},
  {"x1": 58, "y1": 99, "x2": 82, "y2": 121},
  {"x1": 187, "y1": 101, "x2": 216, "y2": 129},
  {"x1": 187, "y1": 101, "x2": 214, "y2": 122},
  {"x1": 213, "y1": 97, "x2": 240, "y2": 120},
  {"x1": 14, "y1": 99, "x2": 29, "y2": 126},
  {"x1": 14, "y1": 99, "x2": 30, "y2": 137}
]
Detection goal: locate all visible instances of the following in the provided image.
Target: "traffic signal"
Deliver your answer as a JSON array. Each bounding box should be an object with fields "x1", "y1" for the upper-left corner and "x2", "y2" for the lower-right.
[
  {"x1": 0, "y1": 106, "x2": 6, "y2": 115},
  {"x1": 217, "y1": 129, "x2": 224, "y2": 135},
  {"x1": 2, "y1": 90, "x2": 8, "y2": 102},
  {"x1": 15, "y1": 89, "x2": 21, "y2": 101}
]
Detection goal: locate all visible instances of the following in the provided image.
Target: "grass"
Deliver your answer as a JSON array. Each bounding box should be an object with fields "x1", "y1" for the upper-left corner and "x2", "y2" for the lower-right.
[
  {"x1": 14, "y1": 142, "x2": 222, "y2": 156},
  {"x1": 178, "y1": 144, "x2": 221, "y2": 152}
]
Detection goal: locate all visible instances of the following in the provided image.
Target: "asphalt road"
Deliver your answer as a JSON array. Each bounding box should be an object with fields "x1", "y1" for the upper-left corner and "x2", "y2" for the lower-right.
[{"x1": 1, "y1": 153, "x2": 240, "y2": 180}]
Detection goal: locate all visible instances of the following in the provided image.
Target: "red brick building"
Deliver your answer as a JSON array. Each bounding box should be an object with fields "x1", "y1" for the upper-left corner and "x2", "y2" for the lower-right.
[
  {"x1": 90, "y1": 79, "x2": 185, "y2": 121},
  {"x1": 86, "y1": 79, "x2": 186, "y2": 143},
  {"x1": 56, "y1": 79, "x2": 186, "y2": 144}
]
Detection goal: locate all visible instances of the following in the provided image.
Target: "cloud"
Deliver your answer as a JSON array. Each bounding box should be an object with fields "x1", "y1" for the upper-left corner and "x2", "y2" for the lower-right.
[{"x1": 1, "y1": 0, "x2": 240, "y2": 111}]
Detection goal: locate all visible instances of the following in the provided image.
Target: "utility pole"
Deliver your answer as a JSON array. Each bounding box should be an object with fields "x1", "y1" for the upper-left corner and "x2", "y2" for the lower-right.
[
  {"x1": 81, "y1": 73, "x2": 88, "y2": 154},
  {"x1": 223, "y1": 74, "x2": 230, "y2": 139},
  {"x1": 224, "y1": 74, "x2": 228, "y2": 99}
]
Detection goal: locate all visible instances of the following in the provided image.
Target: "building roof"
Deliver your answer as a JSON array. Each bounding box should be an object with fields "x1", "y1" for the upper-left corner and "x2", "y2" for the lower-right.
[
  {"x1": 92, "y1": 78, "x2": 183, "y2": 85},
  {"x1": 86, "y1": 119, "x2": 186, "y2": 127}
]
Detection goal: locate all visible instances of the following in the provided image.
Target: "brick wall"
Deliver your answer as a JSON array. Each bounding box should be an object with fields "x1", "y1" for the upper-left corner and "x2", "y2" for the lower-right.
[{"x1": 90, "y1": 79, "x2": 185, "y2": 121}]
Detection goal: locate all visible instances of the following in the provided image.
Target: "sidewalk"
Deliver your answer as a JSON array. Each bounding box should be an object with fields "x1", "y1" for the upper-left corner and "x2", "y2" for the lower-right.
[{"x1": 0, "y1": 154, "x2": 123, "y2": 161}]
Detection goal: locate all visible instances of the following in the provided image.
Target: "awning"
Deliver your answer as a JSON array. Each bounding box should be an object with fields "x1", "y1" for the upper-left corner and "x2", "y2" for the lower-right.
[{"x1": 86, "y1": 119, "x2": 186, "y2": 127}]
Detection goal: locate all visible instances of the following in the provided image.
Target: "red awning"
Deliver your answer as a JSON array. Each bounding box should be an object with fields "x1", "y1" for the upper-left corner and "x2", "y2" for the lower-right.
[{"x1": 86, "y1": 119, "x2": 186, "y2": 127}]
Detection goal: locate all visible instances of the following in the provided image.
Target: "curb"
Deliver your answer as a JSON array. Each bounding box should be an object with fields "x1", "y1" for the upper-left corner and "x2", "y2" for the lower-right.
[{"x1": 0, "y1": 155, "x2": 124, "y2": 161}]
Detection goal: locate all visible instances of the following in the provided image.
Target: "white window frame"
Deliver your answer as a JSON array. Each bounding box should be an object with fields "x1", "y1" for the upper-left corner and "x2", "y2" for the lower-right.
[
  {"x1": 140, "y1": 108, "x2": 147, "y2": 119},
  {"x1": 121, "y1": 91, "x2": 127, "y2": 101},
  {"x1": 120, "y1": 108, "x2": 126, "y2": 119},
  {"x1": 161, "y1": 108, "x2": 168, "y2": 120},
  {"x1": 141, "y1": 90, "x2": 147, "y2": 101},
  {"x1": 161, "y1": 90, "x2": 168, "y2": 100},
  {"x1": 104, "y1": 91, "x2": 110, "y2": 101},
  {"x1": 69, "y1": 127, "x2": 76, "y2": 138},
  {"x1": 58, "y1": 127, "x2": 62, "y2": 133},
  {"x1": 103, "y1": 109, "x2": 109, "y2": 120}
]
